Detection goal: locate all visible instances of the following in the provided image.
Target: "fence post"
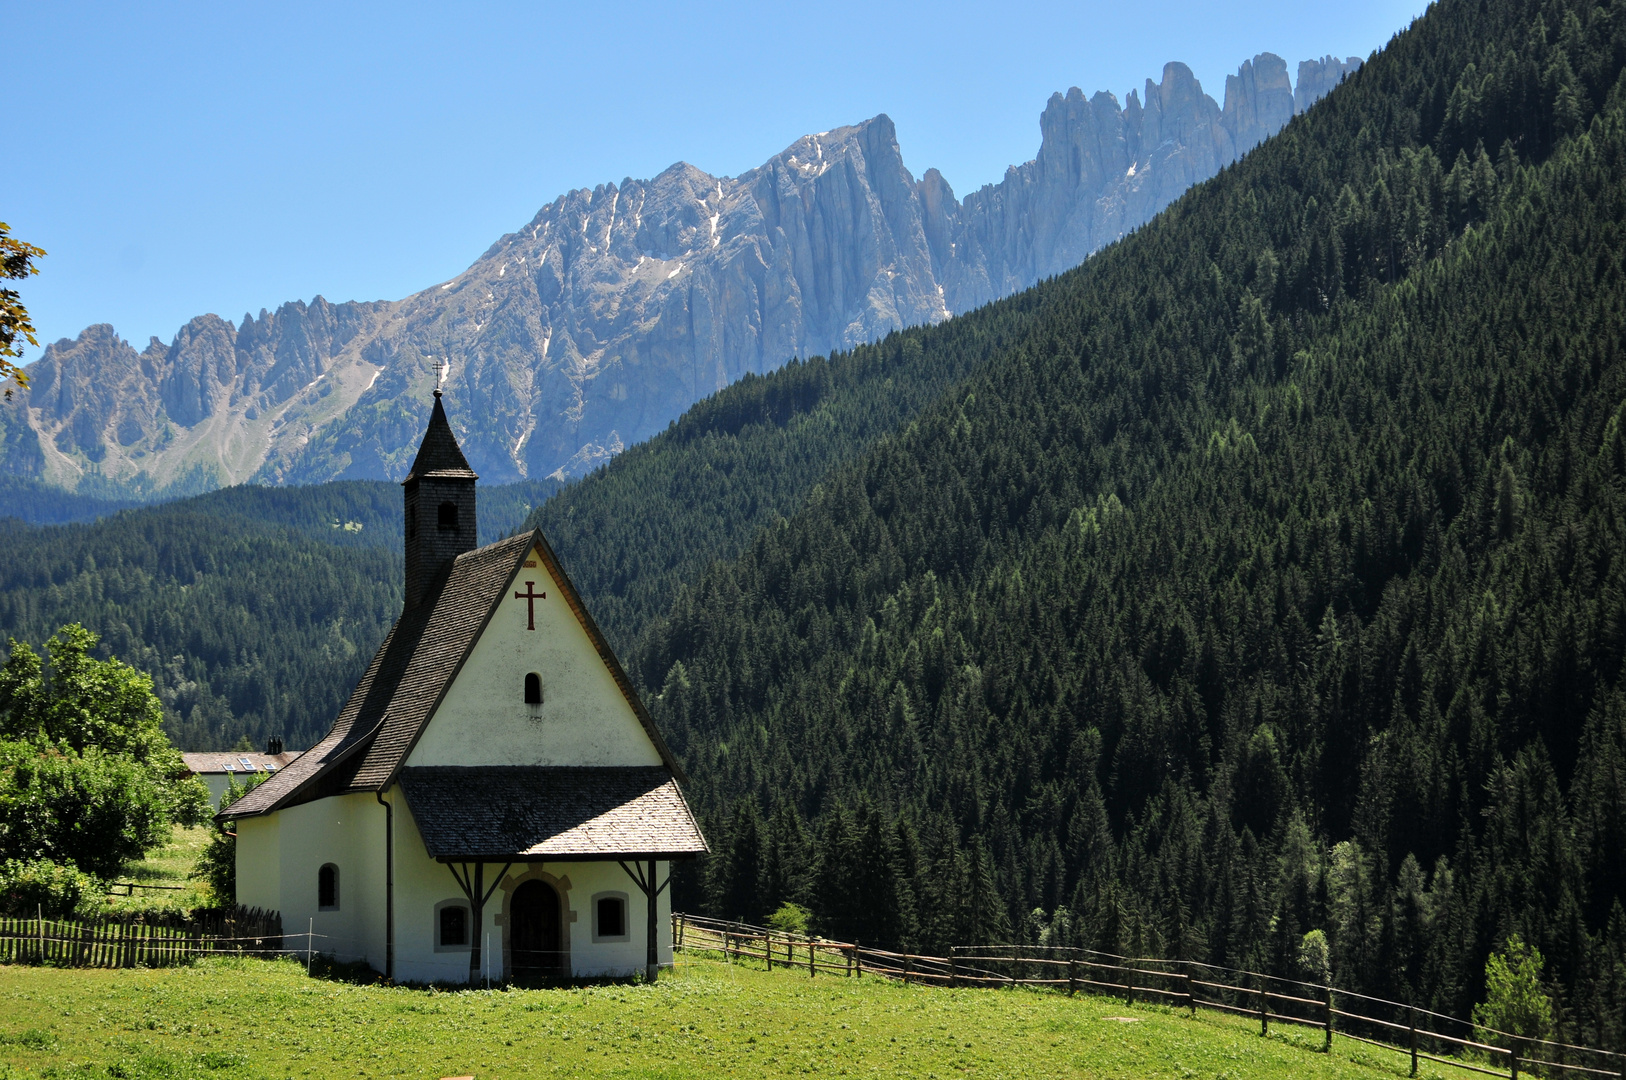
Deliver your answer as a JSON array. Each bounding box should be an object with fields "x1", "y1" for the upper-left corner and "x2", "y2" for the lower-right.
[
  {"x1": 1186, "y1": 973, "x2": 1197, "y2": 1018},
  {"x1": 1510, "y1": 1047, "x2": 1519, "y2": 1080},
  {"x1": 949, "y1": 949, "x2": 958, "y2": 989},
  {"x1": 903, "y1": 953, "x2": 912, "y2": 986},
  {"x1": 1068, "y1": 956, "x2": 1076, "y2": 997},
  {"x1": 1124, "y1": 964, "x2": 1135, "y2": 1006},
  {"x1": 765, "y1": 932, "x2": 772, "y2": 972},
  {"x1": 1324, "y1": 987, "x2": 1334, "y2": 1052},
  {"x1": 855, "y1": 940, "x2": 862, "y2": 979},
  {"x1": 1258, "y1": 977, "x2": 1269, "y2": 1037},
  {"x1": 809, "y1": 939, "x2": 816, "y2": 978},
  {"x1": 1408, "y1": 1009, "x2": 1418, "y2": 1077}
]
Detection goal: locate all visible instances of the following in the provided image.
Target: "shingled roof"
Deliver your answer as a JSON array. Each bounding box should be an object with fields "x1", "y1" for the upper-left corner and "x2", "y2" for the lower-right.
[
  {"x1": 400, "y1": 766, "x2": 707, "y2": 860},
  {"x1": 225, "y1": 527, "x2": 686, "y2": 820},
  {"x1": 404, "y1": 393, "x2": 477, "y2": 481}
]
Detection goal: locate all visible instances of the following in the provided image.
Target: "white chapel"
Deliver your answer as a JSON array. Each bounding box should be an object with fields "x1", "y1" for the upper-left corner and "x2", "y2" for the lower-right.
[{"x1": 225, "y1": 391, "x2": 708, "y2": 984}]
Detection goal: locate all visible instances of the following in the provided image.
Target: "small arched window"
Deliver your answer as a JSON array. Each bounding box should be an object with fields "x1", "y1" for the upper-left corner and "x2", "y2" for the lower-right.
[
  {"x1": 437, "y1": 501, "x2": 459, "y2": 531},
  {"x1": 524, "y1": 672, "x2": 542, "y2": 706},
  {"x1": 318, "y1": 863, "x2": 340, "y2": 911}
]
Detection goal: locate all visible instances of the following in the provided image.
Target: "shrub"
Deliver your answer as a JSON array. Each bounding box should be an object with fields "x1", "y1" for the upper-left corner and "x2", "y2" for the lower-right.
[
  {"x1": 1472, "y1": 934, "x2": 1554, "y2": 1048},
  {"x1": 191, "y1": 774, "x2": 263, "y2": 906},
  {"x1": 0, "y1": 625, "x2": 213, "y2": 877},
  {"x1": 0, "y1": 741, "x2": 171, "y2": 878},
  {"x1": 1299, "y1": 929, "x2": 1332, "y2": 984},
  {"x1": 767, "y1": 901, "x2": 812, "y2": 937},
  {"x1": 0, "y1": 858, "x2": 102, "y2": 919}
]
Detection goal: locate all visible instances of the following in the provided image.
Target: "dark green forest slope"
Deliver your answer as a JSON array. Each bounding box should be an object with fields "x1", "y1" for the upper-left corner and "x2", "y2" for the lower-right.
[
  {"x1": 0, "y1": 479, "x2": 555, "y2": 749},
  {"x1": 523, "y1": 307, "x2": 1042, "y2": 651},
  {"x1": 625, "y1": 0, "x2": 1626, "y2": 1049}
]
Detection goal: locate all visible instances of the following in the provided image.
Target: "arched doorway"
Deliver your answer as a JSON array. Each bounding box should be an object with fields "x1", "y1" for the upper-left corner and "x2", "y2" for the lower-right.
[{"x1": 509, "y1": 879, "x2": 564, "y2": 981}]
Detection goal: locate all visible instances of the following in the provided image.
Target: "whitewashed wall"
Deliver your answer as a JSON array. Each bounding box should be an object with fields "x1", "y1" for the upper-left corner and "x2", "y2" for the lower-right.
[
  {"x1": 405, "y1": 546, "x2": 662, "y2": 769},
  {"x1": 236, "y1": 792, "x2": 387, "y2": 968}
]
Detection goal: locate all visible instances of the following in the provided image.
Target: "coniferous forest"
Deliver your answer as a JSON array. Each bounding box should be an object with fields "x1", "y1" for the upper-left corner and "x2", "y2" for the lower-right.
[
  {"x1": 0, "y1": 480, "x2": 555, "y2": 749},
  {"x1": 1, "y1": 0, "x2": 1624, "y2": 1051},
  {"x1": 615, "y1": 0, "x2": 1626, "y2": 1050}
]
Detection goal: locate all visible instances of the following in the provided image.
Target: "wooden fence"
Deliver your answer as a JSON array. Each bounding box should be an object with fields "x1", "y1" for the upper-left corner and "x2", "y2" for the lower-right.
[
  {"x1": 0, "y1": 907, "x2": 283, "y2": 967},
  {"x1": 673, "y1": 914, "x2": 1624, "y2": 1080}
]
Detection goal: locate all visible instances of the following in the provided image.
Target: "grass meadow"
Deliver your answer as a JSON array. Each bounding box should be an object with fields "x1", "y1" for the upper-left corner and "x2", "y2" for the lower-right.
[
  {"x1": 101, "y1": 826, "x2": 214, "y2": 915},
  {"x1": 0, "y1": 953, "x2": 1472, "y2": 1080}
]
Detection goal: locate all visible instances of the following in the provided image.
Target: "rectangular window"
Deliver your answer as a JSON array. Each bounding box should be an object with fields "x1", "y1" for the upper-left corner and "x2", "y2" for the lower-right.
[
  {"x1": 439, "y1": 905, "x2": 468, "y2": 947},
  {"x1": 596, "y1": 895, "x2": 626, "y2": 939}
]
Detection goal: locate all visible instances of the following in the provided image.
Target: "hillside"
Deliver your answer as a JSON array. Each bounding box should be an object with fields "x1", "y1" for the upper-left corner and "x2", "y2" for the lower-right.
[
  {"x1": 0, "y1": 52, "x2": 1356, "y2": 495},
  {"x1": 579, "y1": 0, "x2": 1626, "y2": 1052},
  {"x1": 0, "y1": 956, "x2": 1449, "y2": 1080},
  {"x1": 0, "y1": 479, "x2": 555, "y2": 750}
]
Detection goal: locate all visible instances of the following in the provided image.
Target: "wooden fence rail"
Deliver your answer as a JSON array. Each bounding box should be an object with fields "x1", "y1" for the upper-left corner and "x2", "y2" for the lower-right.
[
  {"x1": 0, "y1": 908, "x2": 282, "y2": 968},
  {"x1": 672, "y1": 913, "x2": 1624, "y2": 1080}
]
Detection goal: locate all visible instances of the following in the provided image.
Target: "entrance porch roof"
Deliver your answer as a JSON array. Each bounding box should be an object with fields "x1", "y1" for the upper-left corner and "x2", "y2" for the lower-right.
[{"x1": 399, "y1": 765, "x2": 708, "y2": 862}]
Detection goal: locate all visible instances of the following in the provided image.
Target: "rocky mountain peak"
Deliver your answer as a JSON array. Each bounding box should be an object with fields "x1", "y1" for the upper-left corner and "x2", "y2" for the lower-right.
[
  {"x1": 1295, "y1": 55, "x2": 1363, "y2": 113},
  {"x1": 6, "y1": 50, "x2": 1363, "y2": 493},
  {"x1": 1222, "y1": 53, "x2": 1296, "y2": 154}
]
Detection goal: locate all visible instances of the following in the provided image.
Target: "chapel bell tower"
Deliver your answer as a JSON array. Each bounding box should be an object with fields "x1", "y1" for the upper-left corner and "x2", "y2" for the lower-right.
[{"x1": 403, "y1": 389, "x2": 479, "y2": 608}]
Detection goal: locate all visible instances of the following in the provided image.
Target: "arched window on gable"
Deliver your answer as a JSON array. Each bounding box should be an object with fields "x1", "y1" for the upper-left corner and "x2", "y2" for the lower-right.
[
  {"x1": 524, "y1": 672, "x2": 542, "y2": 706},
  {"x1": 318, "y1": 863, "x2": 340, "y2": 911},
  {"x1": 437, "y1": 501, "x2": 459, "y2": 531}
]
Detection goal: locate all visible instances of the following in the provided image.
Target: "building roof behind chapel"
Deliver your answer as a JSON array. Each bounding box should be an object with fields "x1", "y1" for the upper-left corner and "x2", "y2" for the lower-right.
[{"x1": 182, "y1": 751, "x2": 301, "y2": 777}]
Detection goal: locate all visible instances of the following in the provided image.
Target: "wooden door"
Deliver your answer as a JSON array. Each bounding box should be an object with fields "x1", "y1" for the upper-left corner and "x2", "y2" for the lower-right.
[{"x1": 509, "y1": 880, "x2": 563, "y2": 980}]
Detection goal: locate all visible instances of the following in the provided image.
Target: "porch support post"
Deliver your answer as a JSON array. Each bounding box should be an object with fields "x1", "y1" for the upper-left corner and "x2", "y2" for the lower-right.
[
  {"x1": 646, "y1": 857, "x2": 658, "y2": 982},
  {"x1": 446, "y1": 860, "x2": 512, "y2": 986},
  {"x1": 619, "y1": 858, "x2": 671, "y2": 983},
  {"x1": 470, "y1": 863, "x2": 484, "y2": 985}
]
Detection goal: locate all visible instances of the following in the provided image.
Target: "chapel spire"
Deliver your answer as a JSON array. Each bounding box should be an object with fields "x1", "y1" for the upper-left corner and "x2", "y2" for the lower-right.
[{"x1": 402, "y1": 389, "x2": 479, "y2": 608}]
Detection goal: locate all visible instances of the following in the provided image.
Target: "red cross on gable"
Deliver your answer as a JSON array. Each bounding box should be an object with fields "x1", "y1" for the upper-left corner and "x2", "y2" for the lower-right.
[{"x1": 514, "y1": 580, "x2": 547, "y2": 629}]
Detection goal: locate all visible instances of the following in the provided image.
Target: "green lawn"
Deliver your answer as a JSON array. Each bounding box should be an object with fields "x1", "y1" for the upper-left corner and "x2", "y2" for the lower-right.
[
  {"x1": 101, "y1": 825, "x2": 213, "y2": 915},
  {"x1": 0, "y1": 954, "x2": 1468, "y2": 1080}
]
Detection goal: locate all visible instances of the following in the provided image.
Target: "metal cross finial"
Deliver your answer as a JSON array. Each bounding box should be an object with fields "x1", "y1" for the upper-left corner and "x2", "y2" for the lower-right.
[{"x1": 435, "y1": 358, "x2": 451, "y2": 395}]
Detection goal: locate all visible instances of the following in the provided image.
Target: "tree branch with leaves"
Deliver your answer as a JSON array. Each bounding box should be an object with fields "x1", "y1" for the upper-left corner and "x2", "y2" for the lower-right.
[{"x1": 0, "y1": 221, "x2": 46, "y2": 398}]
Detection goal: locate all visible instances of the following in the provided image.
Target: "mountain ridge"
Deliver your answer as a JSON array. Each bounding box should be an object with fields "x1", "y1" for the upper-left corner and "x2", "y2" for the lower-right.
[{"x1": 5, "y1": 52, "x2": 1359, "y2": 495}]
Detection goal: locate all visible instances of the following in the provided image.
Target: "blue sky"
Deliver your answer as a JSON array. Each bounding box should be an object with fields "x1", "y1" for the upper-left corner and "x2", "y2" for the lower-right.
[{"x1": 8, "y1": 0, "x2": 1426, "y2": 354}]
